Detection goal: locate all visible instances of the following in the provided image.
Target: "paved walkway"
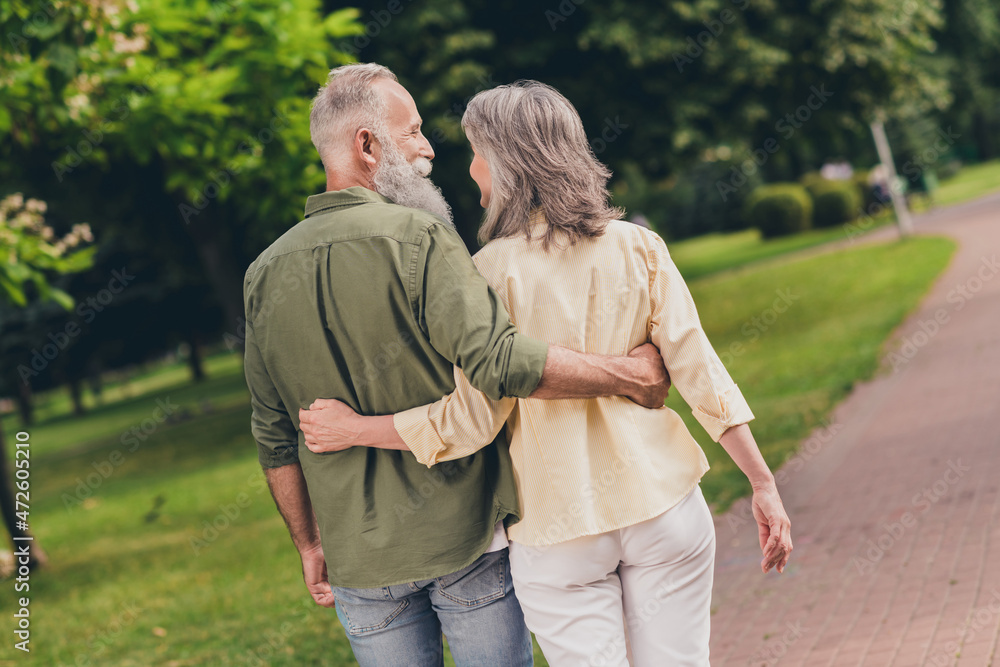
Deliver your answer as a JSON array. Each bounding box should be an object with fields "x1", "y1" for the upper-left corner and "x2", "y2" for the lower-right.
[{"x1": 709, "y1": 192, "x2": 1000, "y2": 666}]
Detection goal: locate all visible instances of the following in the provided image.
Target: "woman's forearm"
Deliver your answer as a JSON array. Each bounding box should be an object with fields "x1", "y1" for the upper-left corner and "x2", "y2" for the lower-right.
[
  {"x1": 718, "y1": 423, "x2": 775, "y2": 489},
  {"x1": 355, "y1": 415, "x2": 409, "y2": 450}
]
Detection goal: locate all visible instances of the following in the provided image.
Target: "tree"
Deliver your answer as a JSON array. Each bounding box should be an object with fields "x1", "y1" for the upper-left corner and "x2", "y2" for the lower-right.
[
  {"x1": 0, "y1": 193, "x2": 95, "y2": 569},
  {"x1": 934, "y1": 0, "x2": 1000, "y2": 161},
  {"x1": 340, "y1": 0, "x2": 949, "y2": 242},
  {"x1": 2, "y1": 0, "x2": 360, "y2": 367}
]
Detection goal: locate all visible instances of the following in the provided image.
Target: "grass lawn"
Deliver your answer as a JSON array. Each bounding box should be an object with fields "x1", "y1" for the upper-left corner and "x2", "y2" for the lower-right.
[
  {"x1": 932, "y1": 159, "x2": 1000, "y2": 207},
  {"x1": 668, "y1": 225, "x2": 867, "y2": 281},
  {"x1": 0, "y1": 232, "x2": 955, "y2": 666},
  {"x1": 667, "y1": 158, "x2": 999, "y2": 281}
]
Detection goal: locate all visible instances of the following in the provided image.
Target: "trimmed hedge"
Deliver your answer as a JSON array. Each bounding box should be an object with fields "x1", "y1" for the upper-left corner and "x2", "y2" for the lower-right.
[
  {"x1": 805, "y1": 178, "x2": 862, "y2": 227},
  {"x1": 744, "y1": 183, "x2": 813, "y2": 239}
]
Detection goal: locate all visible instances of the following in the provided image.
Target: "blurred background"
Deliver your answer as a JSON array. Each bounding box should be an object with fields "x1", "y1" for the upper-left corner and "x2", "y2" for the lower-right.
[{"x1": 1, "y1": 0, "x2": 998, "y2": 664}]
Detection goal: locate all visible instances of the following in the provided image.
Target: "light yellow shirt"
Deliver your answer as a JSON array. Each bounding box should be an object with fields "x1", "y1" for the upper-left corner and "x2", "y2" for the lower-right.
[{"x1": 394, "y1": 215, "x2": 754, "y2": 546}]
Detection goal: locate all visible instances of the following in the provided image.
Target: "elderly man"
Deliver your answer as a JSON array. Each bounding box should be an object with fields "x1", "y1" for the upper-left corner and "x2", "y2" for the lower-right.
[{"x1": 243, "y1": 63, "x2": 671, "y2": 666}]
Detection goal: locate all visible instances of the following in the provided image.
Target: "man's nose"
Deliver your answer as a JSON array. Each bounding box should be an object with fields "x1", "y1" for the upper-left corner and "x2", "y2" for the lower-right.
[{"x1": 418, "y1": 132, "x2": 435, "y2": 161}]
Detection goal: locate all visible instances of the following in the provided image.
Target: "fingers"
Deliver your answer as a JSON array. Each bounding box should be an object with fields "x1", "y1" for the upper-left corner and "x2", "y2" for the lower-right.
[
  {"x1": 762, "y1": 518, "x2": 793, "y2": 574},
  {"x1": 310, "y1": 590, "x2": 336, "y2": 608}
]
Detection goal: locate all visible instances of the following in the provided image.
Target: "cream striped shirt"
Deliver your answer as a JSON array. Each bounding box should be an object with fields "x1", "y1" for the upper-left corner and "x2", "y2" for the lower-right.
[{"x1": 394, "y1": 214, "x2": 754, "y2": 546}]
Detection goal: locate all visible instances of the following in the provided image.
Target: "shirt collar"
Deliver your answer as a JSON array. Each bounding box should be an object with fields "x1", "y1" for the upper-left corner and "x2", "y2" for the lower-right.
[{"x1": 304, "y1": 186, "x2": 394, "y2": 219}]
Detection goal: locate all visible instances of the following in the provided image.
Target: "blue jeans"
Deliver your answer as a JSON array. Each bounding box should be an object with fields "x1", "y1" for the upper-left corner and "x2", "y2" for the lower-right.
[{"x1": 333, "y1": 548, "x2": 533, "y2": 666}]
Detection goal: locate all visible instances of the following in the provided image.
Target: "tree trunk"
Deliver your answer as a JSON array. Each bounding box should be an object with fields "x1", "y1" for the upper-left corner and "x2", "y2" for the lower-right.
[
  {"x1": 68, "y1": 377, "x2": 86, "y2": 416},
  {"x1": 183, "y1": 217, "x2": 246, "y2": 352},
  {"x1": 973, "y1": 111, "x2": 996, "y2": 161},
  {"x1": 0, "y1": 414, "x2": 47, "y2": 570},
  {"x1": 186, "y1": 329, "x2": 206, "y2": 383},
  {"x1": 15, "y1": 381, "x2": 33, "y2": 427}
]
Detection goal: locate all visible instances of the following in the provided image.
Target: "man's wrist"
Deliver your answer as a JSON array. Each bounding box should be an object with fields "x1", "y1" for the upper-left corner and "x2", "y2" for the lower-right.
[{"x1": 602, "y1": 356, "x2": 635, "y2": 397}]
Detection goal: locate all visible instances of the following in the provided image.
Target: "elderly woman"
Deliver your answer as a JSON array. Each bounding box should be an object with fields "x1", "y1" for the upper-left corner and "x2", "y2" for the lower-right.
[{"x1": 301, "y1": 81, "x2": 792, "y2": 666}]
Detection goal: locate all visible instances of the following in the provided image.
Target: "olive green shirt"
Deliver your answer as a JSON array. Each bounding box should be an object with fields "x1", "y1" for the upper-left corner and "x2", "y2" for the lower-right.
[{"x1": 243, "y1": 187, "x2": 548, "y2": 587}]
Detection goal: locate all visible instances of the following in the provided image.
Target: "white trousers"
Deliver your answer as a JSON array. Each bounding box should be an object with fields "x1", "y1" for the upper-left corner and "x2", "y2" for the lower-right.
[{"x1": 508, "y1": 485, "x2": 715, "y2": 667}]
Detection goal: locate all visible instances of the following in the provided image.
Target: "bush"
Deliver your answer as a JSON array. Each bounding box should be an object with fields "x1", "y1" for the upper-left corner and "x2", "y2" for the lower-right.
[
  {"x1": 805, "y1": 179, "x2": 862, "y2": 227},
  {"x1": 612, "y1": 159, "x2": 762, "y2": 240},
  {"x1": 744, "y1": 184, "x2": 813, "y2": 238},
  {"x1": 851, "y1": 170, "x2": 879, "y2": 210}
]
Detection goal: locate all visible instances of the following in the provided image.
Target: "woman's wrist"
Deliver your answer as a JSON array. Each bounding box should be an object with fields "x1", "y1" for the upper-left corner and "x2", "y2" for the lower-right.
[
  {"x1": 749, "y1": 473, "x2": 777, "y2": 492},
  {"x1": 358, "y1": 414, "x2": 410, "y2": 450}
]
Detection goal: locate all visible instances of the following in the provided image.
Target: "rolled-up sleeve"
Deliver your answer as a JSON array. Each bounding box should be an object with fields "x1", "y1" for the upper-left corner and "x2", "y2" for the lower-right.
[
  {"x1": 244, "y1": 298, "x2": 298, "y2": 469},
  {"x1": 411, "y1": 223, "x2": 548, "y2": 401},
  {"x1": 393, "y1": 366, "x2": 516, "y2": 467},
  {"x1": 647, "y1": 233, "x2": 754, "y2": 441}
]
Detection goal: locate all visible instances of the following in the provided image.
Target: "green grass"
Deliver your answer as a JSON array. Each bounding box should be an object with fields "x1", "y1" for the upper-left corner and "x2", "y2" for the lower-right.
[
  {"x1": 0, "y1": 233, "x2": 955, "y2": 666},
  {"x1": 667, "y1": 158, "x2": 999, "y2": 281},
  {"x1": 668, "y1": 236, "x2": 956, "y2": 509},
  {"x1": 932, "y1": 158, "x2": 1000, "y2": 207},
  {"x1": 668, "y1": 225, "x2": 864, "y2": 280}
]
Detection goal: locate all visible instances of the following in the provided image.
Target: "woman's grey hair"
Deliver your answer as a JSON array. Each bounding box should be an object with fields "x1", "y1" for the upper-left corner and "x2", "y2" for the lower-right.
[
  {"x1": 310, "y1": 63, "x2": 397, "y2": 171},
  {"x1": 462, "y1": 80, "x2": 624, "y2": 249}
]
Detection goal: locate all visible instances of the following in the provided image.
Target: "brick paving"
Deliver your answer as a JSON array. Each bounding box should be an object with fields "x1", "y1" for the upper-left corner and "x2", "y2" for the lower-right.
[{"x1": 709, "y1": 192, "x2": 1000, "y2": 667}]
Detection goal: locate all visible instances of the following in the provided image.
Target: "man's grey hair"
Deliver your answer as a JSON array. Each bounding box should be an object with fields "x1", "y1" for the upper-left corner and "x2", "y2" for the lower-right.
[
  {"x1": 310, "y1": 63, "x2": 397, "y2": 171},
  {"x1": 462, "y1": 80, "x2": 623, "y2": 250}
]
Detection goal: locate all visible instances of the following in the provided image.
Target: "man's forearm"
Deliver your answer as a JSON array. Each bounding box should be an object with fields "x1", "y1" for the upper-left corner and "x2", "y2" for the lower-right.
[
  {"x1": 265, "y1": 463, "x2": 322, "y2": 552},
  {"x1": 718, "y1": 423, "x2": 775, "y2": 489},
  {"x1": 528, "y1": 346, "x2": 636, "y2": 400}
]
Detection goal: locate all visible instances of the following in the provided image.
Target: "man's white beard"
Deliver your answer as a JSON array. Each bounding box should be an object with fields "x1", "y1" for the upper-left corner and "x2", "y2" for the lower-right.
[{"x1": 372, "y1": 140, "x2": 454, "y2": 226}]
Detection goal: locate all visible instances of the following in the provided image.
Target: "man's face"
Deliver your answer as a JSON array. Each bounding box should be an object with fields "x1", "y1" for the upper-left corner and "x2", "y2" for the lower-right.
[
  {"x1": 374, "y1": 79, "x2": 435, "y2": 167},
  {"x1": 368, "y1": 79, "x2": 453, "y2": 225}
]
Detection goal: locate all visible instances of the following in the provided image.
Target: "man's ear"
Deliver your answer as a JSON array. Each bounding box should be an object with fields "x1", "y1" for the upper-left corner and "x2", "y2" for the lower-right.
[{"x1": 355, "y1": 128, "x2": 379, "y2": 171}]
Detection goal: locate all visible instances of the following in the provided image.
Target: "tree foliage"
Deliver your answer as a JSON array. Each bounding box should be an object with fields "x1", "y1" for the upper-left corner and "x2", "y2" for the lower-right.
[
  {"x1": 343, "y1": 0, "x2": 956, "y2": 241},
  {"x1": 1, "y1": 0, "x2": 359, "y2": 392}
]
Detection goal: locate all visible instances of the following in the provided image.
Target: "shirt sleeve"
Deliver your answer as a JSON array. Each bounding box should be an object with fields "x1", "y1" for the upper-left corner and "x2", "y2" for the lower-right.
[
  {"x1": 244, "y1": 296, "x2": 299, "y2": 469},
  {"x1": 647, "y1": 232, "x2": 754, "y2": 442},
  {"x1": 393, "y1": 365, "x2": 517, "y2": 467},
  {"x1": 411, "y1": 222, "x2": 548, "y2": 401}
]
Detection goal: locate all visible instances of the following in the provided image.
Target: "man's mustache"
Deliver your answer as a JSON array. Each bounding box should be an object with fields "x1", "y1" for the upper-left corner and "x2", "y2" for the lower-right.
[{"x1": 413, "y1": 157, "x2": 433, "y2": 178}]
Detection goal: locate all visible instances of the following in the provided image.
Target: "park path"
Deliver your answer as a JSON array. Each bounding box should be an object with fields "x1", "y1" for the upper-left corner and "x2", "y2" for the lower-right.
[{"x1": 708, "y1": 191, "x2": 1000, "y2": 667}]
